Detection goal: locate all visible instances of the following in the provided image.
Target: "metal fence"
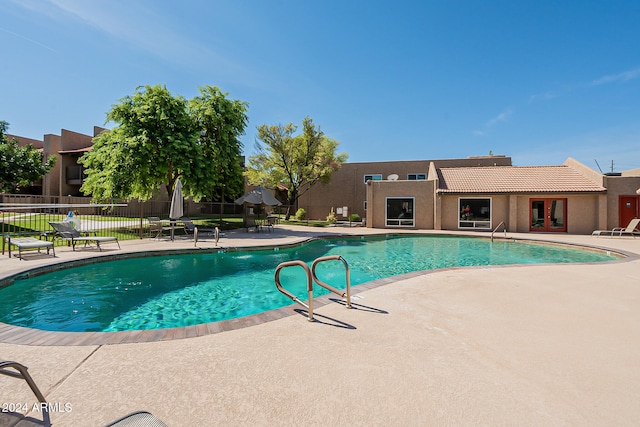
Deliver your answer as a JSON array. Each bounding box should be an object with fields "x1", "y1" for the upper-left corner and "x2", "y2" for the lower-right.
[{"x1": 0, "y1": 193, "x2": 246, "y2": 242}]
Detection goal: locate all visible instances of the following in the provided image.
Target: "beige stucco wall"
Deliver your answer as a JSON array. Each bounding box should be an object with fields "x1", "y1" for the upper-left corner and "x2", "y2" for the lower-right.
[
  {"x1": 603, "y1": 176, "x2": 640, "y2": 228},
  {"x1": 366, "y1": 180, "x2": 434, "y2": 229},
  {"x1": 43, "y1": 134, "x2": 61, "y2": 196},
  {"x1": 439, "y1": 193, "x2": 604, "y2": 234}
]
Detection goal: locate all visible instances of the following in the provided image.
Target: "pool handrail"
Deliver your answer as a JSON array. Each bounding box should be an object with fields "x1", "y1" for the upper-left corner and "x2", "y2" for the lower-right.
[
  {"x1": 311, "y1": 255, "x2": 352, "y2": 309},
  {"x1": 491, "y1": 221, "x2": 507, "y2": 241},
  {"x1": 274, "y1": 260, "x2": 314, "y2": 321},
  {"x1": 275, "y1": 256, "x2": 352, "y2": 322}
]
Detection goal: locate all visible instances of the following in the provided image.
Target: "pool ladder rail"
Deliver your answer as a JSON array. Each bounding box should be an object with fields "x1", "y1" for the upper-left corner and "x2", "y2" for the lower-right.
[
  {"x1": 491, "y1": 221, "x2": 507, "y2": 242},
  {"x1": 274, "y1": 255, "x2": 352, "y2": 322}
]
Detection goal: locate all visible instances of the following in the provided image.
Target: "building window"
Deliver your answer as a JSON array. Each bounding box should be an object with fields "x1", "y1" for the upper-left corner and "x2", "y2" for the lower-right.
[
  {"x1": 364, "y1": 174, "x2": 382, "y2": 183},
  {"x1": 407, "y1": 173, "x2": 426, "y2": 180},
  {"x1": 386, "y1": 197, "x2": 414, "y2": 227},
  {"x1": 458, "y1": 198, "x2": 491, "y2": 229}
]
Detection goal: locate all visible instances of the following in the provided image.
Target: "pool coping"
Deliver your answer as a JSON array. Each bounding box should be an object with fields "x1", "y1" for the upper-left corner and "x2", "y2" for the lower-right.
[{"x1": 0, "y1": 233, "x2": 636, "y2": 346}]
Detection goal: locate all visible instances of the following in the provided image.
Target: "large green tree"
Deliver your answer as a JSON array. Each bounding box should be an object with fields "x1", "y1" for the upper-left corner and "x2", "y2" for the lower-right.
[
  {"x1": 189, "y1": 85, "x2": 248, "y2": 202},
  {"x1": 245, "y1": 116, "x2": 348, "y2": 219},
  {"x1": 80, "y1": 84, "x2": 248, "y2": 202},
  {"x1": 0, "y1": 121, "x2": 56, "y2": 193}
]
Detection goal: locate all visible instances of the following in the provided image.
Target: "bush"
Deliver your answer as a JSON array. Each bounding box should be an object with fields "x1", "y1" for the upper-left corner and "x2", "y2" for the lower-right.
[
  {"x1": 295, "y1": 208, "x2": 306, "y2": 220},
  {"x1": 349, "y1": 213, "x2": 361, "y2": 222},
  {"x1": 326, "y1": 208, "x2": 337, "y2": 224}
]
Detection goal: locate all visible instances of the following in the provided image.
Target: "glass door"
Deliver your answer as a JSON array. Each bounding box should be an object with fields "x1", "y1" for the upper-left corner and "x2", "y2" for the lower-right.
[{"x1": 530, "y1": 198, "x2": 566, "y2": 232}]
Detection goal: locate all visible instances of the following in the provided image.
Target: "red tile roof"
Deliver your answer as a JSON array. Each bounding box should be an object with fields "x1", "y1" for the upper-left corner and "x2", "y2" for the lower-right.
[{"x1": 437, "y1": 166, "x2": 605, "y2": 193}]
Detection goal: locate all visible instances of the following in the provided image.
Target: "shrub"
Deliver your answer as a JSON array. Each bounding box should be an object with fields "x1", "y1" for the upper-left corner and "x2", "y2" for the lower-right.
[
  {"x1": 349, "y1": 213, "x2": 361, "y2": 222},
  {"x1": 295, "y1": 208, "x2": 306, "y2": 220},
  {"x1": 326, "y1": 208, "x2": 337, "y2": 224}
]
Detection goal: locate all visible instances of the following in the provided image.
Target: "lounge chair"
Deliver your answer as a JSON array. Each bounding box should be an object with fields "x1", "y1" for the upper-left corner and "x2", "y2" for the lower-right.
[
  {"x1": 104, "y1": 410, "x2": 168, "y2": 427},
  {"x1": 147, "y1": 217, "x2": 172, "y2": 239},
  {"x1": 181, "y1": 218, "x2": 218, "y2": 238},
  {"x1": 0, "y1": 360, "x2": 47, "y2": 403},
  {"x1": 49, "y1": 222, "x2": 121, "y2": 251},
  {"x1": 592, "y1": 218, "x2": 640, "y2": 237},
  {"x1": 4, "y1": 236, "x2": 55, "y2": 260}
]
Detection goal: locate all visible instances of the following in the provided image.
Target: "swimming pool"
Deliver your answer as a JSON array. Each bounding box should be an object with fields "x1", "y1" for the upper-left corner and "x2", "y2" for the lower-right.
[{"x1": 0, "y1": 235, "x2": 619, "y2": 333}]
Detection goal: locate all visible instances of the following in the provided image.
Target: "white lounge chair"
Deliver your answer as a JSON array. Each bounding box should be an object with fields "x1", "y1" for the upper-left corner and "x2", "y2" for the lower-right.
[
  {"x1": 4, "y1": 236, "x2": 55, "y2": 260},
  {"x1": 592, "y1": 218, "x2": 640, "y2": 237}
]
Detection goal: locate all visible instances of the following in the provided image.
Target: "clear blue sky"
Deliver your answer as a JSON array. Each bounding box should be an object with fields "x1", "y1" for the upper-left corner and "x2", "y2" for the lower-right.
[{"x1": 2, "y1": 0, "x2": 640, "y2": 172}]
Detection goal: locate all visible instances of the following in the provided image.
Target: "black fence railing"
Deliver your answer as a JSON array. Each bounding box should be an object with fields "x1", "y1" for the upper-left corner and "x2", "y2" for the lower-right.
[{"x1": 0, "y1": 193, "x2": 248, "y2": 243}]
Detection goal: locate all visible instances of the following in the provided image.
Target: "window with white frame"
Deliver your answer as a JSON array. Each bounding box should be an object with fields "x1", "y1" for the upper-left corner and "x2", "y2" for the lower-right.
[
  {"x1": 407, "y1": 173, "x2": 426, "y2": 180},
  {"x1": 386, "y1": 197, "x2": 415, "y2": 227},
  {"x1": 458, "y1": 197, "x2": 491, "y2": 229},
  {"x1": 364, "y1": 174, "x2": 382, "y2": 183}
]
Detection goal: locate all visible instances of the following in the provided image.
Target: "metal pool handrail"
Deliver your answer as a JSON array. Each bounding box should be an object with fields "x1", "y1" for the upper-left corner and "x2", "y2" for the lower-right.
[
  {"x1": 274, "y1": 260, "x2": 314, "y2": 321},
  {"x1": 311, "y1": 255, "x2": 352, "y2": 309},
  {"x1": 274, "y1": 256, "x2": 352, "y2": 321},
  {"x1": 491, "y1": 221, "x2": 507, "y2": 242}
]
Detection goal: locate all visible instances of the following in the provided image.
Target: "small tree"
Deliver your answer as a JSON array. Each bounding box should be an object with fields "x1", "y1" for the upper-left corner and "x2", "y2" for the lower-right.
[
  {"x1": 245, "y1": 116, "x2": 348, "y2": 219},
  {"x1": 0, "y1": 121, "x2": 56, "y2": 193}
]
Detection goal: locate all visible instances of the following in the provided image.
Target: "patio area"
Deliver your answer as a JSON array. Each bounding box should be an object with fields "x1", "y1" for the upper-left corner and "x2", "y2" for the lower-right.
[{"x1": 1, "y1": 226, "x2": 640, "y2": 426}]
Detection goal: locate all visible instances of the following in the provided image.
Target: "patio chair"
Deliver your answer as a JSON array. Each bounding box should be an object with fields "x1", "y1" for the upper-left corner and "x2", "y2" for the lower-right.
[
  {"x1": 4, "y1": 236, "x2": 55, "y2": 260},
  {"x1": 49, "y1": 222, "x2": 121, "y2": 251},
  {"x1": 0, "y1": 360, "x2": 47, "y2": 403},
  {"x1": 592, "y1": 218, "x2": 640, "y2": 237},
  {"x1": 181, "y1": 218, "x2": 219, "y2": 238},
  {"x1": 244, "y1": 215, "x2": 260, "y2": 232},
  {"x1": 104, "y1": 410, "x2": 168, "y2": 427},
  {"x1": 147, "y1": 217, "x2": 172, "y2": 239}
]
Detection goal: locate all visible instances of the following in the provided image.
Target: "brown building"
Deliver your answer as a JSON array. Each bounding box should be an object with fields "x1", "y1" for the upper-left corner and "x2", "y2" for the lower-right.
[
  {"x1": 365, "y1": 157, "x2": 640, "y2": 234},
  {"x1": 297, "y1": 155, "x2": 512, "y2": 221},
  {"x1": 7, "y1": 127, "x2": 640, "y2": 234},
  {"x1": 8, "y1": 127, "x2": 105, "y2": 197}
]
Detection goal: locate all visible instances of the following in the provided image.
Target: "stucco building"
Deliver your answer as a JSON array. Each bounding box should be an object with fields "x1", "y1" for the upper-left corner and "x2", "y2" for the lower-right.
[
  {"x1": 297, "y1": 155, "x2": 513, "y2": 222},
  {"x1": 9, "y1": 127, "x2": 104, "y2": 197},
  {"x1": 365, "y1": 157, "x2": 640, "y2": 234}
]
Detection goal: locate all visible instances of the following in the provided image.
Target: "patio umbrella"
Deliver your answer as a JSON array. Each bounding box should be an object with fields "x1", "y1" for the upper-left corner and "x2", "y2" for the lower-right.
[
  {"x1": 169, "y1": 178, "x2": 183, "y2": 241},
  {"x1": 235, "y1": 186, "x2": 282, "y2": 232},
  {"x1": 234, "y1": 186, "x2": 282, "y2": 206}
]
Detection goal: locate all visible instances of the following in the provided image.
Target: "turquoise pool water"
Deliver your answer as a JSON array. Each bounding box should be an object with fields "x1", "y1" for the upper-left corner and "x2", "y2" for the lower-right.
[{"x1": 0, "y1": 235, "x2": 617, "y2": 332}]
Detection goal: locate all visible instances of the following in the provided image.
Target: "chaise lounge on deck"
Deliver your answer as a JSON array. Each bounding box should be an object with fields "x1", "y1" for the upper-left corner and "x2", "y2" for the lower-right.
[
  {"x1": 4, "y1": 236, "x2": 55, "y2": 260},
  {"x1": 49, "y1": 221, "x2": 121, "y2": 251},
  {"x1": 592, "y1": 218, "x2": 640, "y2": 237}
]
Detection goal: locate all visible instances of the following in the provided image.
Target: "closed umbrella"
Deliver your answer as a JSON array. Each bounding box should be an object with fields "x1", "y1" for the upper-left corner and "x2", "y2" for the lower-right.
[{"x1": 169, "y1": 178, "x2": 184, "y2": 240}]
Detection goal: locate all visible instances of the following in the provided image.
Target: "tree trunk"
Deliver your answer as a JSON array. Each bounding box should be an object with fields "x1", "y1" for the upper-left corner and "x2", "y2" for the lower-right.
[{"x1": 284, "y1": 188, "x2": 298, "y2": 220}]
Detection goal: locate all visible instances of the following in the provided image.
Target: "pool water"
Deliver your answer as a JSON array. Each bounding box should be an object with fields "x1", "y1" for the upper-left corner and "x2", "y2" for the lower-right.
[{"x1": 0, "y1": 235, "x2": 617, "y2": 332}]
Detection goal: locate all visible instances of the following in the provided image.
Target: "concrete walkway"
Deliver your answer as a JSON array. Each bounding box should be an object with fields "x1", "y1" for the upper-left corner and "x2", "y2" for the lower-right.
[{"x1": 1, "y1": 226, "x2": 639, "y2": 426}]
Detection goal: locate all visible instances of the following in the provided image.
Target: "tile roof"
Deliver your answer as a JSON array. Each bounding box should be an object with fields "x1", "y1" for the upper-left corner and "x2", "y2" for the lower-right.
[{"x1": 437, "y1": 166, "x2": 606, "y2": 193}]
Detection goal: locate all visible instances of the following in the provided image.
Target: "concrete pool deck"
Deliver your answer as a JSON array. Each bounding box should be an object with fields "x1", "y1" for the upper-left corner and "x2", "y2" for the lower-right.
[{"x1": 1, "y1": 226, "x2": 639, "y2": 426}]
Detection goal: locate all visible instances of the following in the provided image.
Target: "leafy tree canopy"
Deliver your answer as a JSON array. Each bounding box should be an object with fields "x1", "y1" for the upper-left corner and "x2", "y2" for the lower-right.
[
  {"x1": 189, "y1": 85, "x2": 248, "y2": 202},
  {"x1": 79, "y1": 84, "x2": 248, "y2": 202},
  {"x1": 0, "y1": 121, "x2": 56, "y2": 193},
  {"x1": 245, "y1": 116, "x2": 348, "y2": 218}
]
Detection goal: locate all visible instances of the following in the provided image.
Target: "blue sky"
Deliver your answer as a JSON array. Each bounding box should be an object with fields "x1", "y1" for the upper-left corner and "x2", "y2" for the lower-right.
[{"x1": 2, "y1": 0, "x2": 640, "y2": 172}]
